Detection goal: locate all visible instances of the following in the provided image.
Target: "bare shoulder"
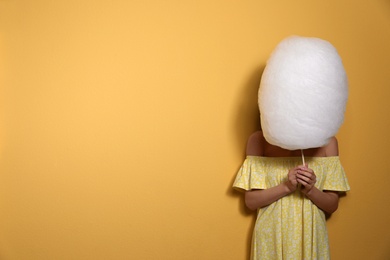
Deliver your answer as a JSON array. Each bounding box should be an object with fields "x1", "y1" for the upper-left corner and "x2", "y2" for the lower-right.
[
  {"x1": 246, "y1": 131, "x2": 264, "y2": 156},
  {"x1": 324, "y1": 137, "x2": 339, "y2": 157}
]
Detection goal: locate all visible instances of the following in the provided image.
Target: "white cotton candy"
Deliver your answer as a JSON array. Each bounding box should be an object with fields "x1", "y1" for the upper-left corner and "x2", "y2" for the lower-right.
[{"x1": 259, "y1": 36, "x2": 348, "y2": 150}]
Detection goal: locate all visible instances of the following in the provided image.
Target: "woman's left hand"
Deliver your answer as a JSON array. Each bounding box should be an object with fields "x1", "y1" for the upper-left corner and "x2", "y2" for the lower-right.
[{"x1": 296, "y1": 165, "x2": 317, "y2": 195}]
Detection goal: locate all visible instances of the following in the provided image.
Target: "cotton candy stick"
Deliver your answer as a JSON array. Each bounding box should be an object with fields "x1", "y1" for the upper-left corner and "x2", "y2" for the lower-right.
[
  {"x1": 301, "y1": 149, "x2": 305, "y2": 166},
  {"x1": 298, "y1": 149, "x2": 305, "y2": 189}
]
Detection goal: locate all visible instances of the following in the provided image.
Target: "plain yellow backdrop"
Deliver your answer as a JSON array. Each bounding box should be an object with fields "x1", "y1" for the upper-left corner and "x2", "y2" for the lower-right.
[{"x1": 1, "y1": 0, "x2": 390, "y2": 259}]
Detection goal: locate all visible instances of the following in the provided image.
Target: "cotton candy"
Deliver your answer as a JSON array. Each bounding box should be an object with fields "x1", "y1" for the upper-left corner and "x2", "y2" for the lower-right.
[{"x1": 259, "y1": 36, "x2": 348, "y2": 150}]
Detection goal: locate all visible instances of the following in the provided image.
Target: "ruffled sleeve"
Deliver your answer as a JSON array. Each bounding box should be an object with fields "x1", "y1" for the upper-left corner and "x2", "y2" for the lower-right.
[
  {"x1": 232, "y1": 156, "x2": 268, "y2": 191},
  {"x1": 322, "y1": 157, "x2": 350, "y2": 192}
]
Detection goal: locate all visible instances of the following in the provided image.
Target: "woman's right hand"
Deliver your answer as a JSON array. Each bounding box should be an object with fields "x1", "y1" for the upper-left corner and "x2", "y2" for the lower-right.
[{"x1": 286, "y1": 167, "x2": 300, "y2": 192}]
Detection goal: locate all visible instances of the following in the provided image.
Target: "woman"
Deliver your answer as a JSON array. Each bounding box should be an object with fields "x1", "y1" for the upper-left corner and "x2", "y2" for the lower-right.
[{"x1": 233, "y1": 130, "x2": 350, "y2": 259}]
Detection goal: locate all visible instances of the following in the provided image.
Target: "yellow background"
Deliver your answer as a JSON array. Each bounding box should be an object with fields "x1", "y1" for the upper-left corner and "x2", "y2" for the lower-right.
[{"x1": 1, "y1": 1, "x2": 390, "y2": 259}]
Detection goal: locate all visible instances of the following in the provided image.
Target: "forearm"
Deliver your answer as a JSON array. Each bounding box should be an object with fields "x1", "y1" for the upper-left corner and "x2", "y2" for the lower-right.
[
  {"x1": 305, "y1": 188, "x2": 339, "y2": 214},
  {"x1": 245, "y1": 182, "x2": 292, "y2": 211}
]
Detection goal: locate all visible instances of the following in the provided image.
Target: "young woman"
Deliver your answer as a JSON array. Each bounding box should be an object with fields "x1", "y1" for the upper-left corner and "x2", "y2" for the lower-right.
[{"x1": 233, "y1": 130, "x2": 350, "y2": 259}]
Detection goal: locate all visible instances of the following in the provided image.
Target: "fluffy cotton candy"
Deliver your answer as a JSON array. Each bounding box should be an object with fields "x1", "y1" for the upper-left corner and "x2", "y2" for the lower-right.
[{"x1": 259, "y1": 36, "x2": 348, "y2": 150}]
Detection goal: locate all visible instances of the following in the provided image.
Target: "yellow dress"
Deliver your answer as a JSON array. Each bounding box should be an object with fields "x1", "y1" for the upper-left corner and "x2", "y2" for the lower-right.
[{"x1": 233, "y1": 156, "x2": 350, "y2": 260}]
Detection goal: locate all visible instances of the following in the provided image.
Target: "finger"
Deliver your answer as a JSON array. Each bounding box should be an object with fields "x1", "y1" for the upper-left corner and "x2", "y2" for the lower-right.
[
  {"x1": 297, "y1": 178, "x2": 309, "y2": 187},
  {"x1": 298, "y1": 164, "x2": 310, "y2": 169},
  {"x1": 297, "y1": 175, "x2": 310, "y2": 184},
  {"x1": 297, "y1": 173, "x2": 316, "y2": 184},
  {"x1": 298, "y1": 166, "x2": 314, "y2": 173},
  {"x1": 297, "y1": 178, "x2": 315, "y2": 188},
  {"x1": 297, "y1": 170, "x2": 314, "y2": 179}
]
